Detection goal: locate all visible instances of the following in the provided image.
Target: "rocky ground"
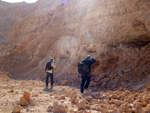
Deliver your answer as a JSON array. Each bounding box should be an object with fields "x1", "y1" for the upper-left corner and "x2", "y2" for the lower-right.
[{"x1": 0, "y1": 71, "x2": 150, "y2": 113}]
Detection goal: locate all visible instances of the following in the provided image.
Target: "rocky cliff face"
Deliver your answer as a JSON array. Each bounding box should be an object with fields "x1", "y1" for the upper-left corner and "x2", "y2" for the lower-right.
[
  {"x1": 0, "y1": 1, "x2": 37, "y2": 44},
  {"x1": 1, "y1": 0, "x2": 150, "y2": 90}
]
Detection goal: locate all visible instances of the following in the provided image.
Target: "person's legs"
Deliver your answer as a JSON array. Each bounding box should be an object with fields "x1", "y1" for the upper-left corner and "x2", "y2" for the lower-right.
[
  {"x1": 46, "y1": 73, "x2": 50, "y2": 88},
  {"x1": 80, "y1": 76, "x2": 86, "y2": 93},
  {"x1": 85, "y1": 75, "x2": 91, "y2": 89},
  {"x1": 50, "y1": 73, "x2": 53, "y2": 87}
]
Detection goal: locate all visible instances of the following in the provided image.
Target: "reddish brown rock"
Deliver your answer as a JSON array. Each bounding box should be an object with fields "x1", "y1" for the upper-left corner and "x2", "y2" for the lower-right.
[
  {"x1": 19, "y1": 92, "x2": 31, "y2": 106},
  {"x1": 19, "y1": 97, "x2": 29, "y2": 106},
  {"x1": 23, "y1": 92, "x2": 30, "y2": 101},
  {"x1": 12, "y1": 105, "x2": 22, "y2": 113},
  {"x1": 53, "y1": 102, "x2": 68, "y2": 113},
  {"x1": 61, "y1": 80, "x2": 68, "y2": 85},
  {"x1": 77, "y1": 101, "x2": 85, "y2": 110},
  {"x1": 47, "y1": 106, "x2": 53, "y2": 111}
]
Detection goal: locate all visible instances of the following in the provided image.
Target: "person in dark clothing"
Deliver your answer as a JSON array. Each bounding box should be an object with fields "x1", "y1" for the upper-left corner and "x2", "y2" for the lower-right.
[
  {"x1": 45, "y1": 58, "x2": 56, "y2": 89},
  {"x1": 80, "y1": 55, "x2": 96, "y2": 93}
]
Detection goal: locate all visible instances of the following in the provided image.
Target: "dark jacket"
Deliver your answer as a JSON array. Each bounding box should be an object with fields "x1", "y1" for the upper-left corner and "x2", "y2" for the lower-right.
[
  {"x1": 45, "y1": 61, "x2": 53, "y2": 71},
  {"x1": 82, "y1": 58, "x2": 96, "y2": 74}
]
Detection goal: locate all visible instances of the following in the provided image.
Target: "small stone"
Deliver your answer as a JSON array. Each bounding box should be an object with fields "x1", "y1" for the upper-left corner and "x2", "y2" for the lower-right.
[
  {"x1": 26, "y1": 108, "x2": 30, "y2": 112},
  {"x1": 9, "y1": 89, "x2": 14, "y2": 93},
  {"x1": 61, "y1": 80, "x2": 68, "y2": 85},
  {"x1": 21, "y1": 81, "x2": 26, "y2": 85},
  {"x1": 81, "y1": 99, "x2": 88, "y2": 104},
  {"x1": 90, "y1": 81, "x2": 97, "y2": 87},
  {"x1": 85, "y1": 105, "x2": 91, "y2": 109},
  {"x1": 19, "y1": 97, "x2": 29, "y2": 106},
  {"x1": 12, "y1": 105, "x2": 22, "y2": 113},
  {"x1": 85, "y1": 96, "x2": 93, "y2": 102},
  {"x1": 133, "y1": 101, "x2": 142, "y2": 108},
  {"x1": 112, "y1": 99, "x2": 123, "y2": 106},
  {"x1": 53, "y1": 102, "x2": 68, "y2": 112},
  {"x1": 70, "y1": 95, "x2": 77, "y2": 104},
  {"x1": 91, "y1": 105, "x2": 101, "y2": 111},
  {"x1": 77, "y1": 101, "x2": 85, "y2": 110},
  {"x1": 40, "y1": 91, "x2": 43, "y2": 94},
  {"x1": 132, "y1": 108, "x2": 138, "y2": 113},
  {"x1": 32, "y1": 94, "x2": 38, "y2": 97},
  {"x1": 23, "y1": 92, "x2": 30, "y2": 101},
  {"x1": 32, "y1": 81, "x2": 35, "y2": 85},
  {"x1": 47, "y1": 106, "x2": 53, "y2": 111},
  {"x1": 30, "y1": 100, "x2": 36, "y2": 106},
  {"x1": 59, "y1": 95, "x2": 66, "y2": 100},
  {"x1": 141, "y1": 100, "x2": 149, "y2": 106}
]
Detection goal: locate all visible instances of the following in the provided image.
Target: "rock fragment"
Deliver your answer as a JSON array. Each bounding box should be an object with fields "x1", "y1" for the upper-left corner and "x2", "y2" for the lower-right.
[
  {"x1": 53, "y1": 102, "x2": 68, "y2": 112},
  {"x1": 19, "y1": 92, "x2": 31, "y2": 106},
  {"x1": 12, "y1": 105, "x2": 22, "y2": 113},
  {"x1": 61, "y1": 80, "x2": 68, "y2": 85}
]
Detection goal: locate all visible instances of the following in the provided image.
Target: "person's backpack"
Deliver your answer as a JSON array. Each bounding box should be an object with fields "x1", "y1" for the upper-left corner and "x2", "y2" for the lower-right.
[
  {"x1": 78, "y1": 62, "x2": 89, "y2": 74},
  {"x1": 46, "y1": 62, "x2": 53, "y2": 71}
]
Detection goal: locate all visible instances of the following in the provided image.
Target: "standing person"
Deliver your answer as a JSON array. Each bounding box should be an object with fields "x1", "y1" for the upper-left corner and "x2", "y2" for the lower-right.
[
  {"x1": 78, "y1": 55, "x2": 96, "y2": 93},
  {"x1": 45, "y1": 58, "x2": 56, "y2": 89}
]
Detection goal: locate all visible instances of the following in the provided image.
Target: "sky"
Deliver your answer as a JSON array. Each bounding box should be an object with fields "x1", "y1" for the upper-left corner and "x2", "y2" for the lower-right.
[{"x1": 2, "y1": 0, "x2": 38, "y2": 3}]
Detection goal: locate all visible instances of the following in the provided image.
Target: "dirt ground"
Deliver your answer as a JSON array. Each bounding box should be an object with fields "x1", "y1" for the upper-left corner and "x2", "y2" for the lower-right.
[{"x1": 0, "y1": 71, "x2": 150, "y2": 113}]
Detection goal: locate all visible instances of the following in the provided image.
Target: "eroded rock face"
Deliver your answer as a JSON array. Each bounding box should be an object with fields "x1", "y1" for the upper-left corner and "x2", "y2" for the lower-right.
[{"x1": 0, "y1": 0, "x2": 150, "y2": 90}]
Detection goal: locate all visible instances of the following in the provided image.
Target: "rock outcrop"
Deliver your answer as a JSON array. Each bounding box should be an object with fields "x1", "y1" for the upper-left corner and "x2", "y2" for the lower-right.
[{"x1": 0, "y1": 0, "x2": 150, "y2": 90}]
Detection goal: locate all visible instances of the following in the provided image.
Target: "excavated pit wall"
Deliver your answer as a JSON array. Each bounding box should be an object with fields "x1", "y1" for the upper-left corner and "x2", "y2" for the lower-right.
[{"x1": 0, "y1": 0, "x2": 150, "y2": 90}]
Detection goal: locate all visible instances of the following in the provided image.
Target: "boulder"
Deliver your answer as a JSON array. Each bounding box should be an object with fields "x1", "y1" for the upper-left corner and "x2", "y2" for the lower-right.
[
  {"x1": 19, "y1": 92, "x2": 31, "y2": 106},
  {"x1": 19, "y1": 97, "x2": 29, "y2": 106},
  {"x1": 23, "y1": 92, "x2": 30, "y2": 101}
]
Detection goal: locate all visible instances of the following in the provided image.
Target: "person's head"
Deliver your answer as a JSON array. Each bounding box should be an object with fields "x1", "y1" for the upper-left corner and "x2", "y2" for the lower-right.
[
  {"x1": 86, "y1": 55, "x2": 92, "y2": 61},
  {"x1": 50, "y1": 58, "x2": 54, "y2": 62}
]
